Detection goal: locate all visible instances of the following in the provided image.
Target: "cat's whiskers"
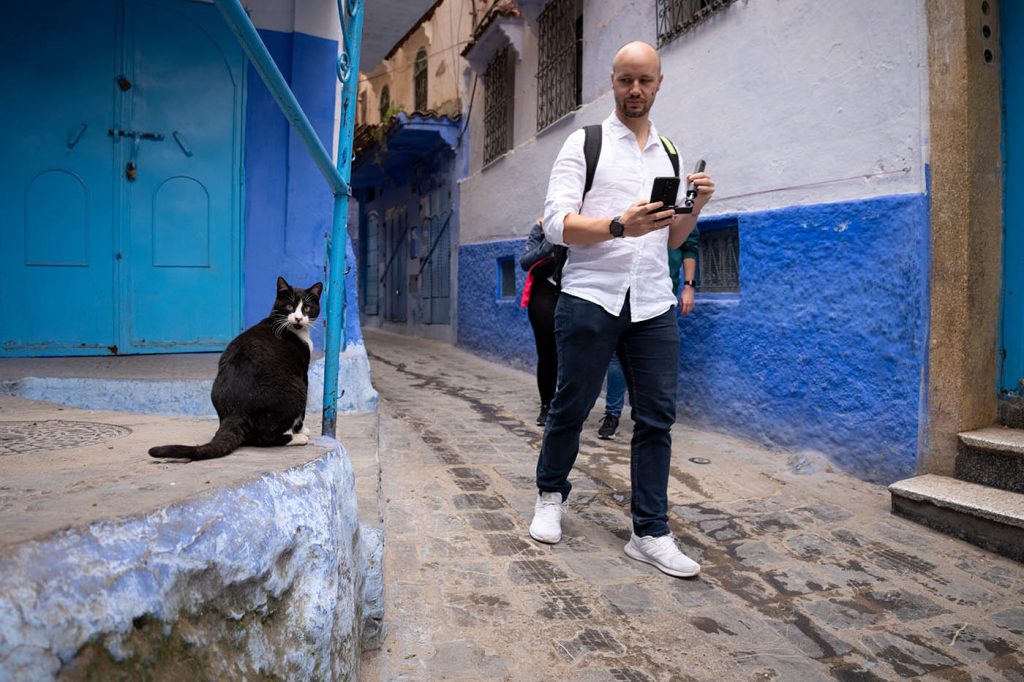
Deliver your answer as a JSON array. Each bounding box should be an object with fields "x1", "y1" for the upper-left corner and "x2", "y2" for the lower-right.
[{"x1": 270, "y1": 314, "x2": 290, "y2": 338}]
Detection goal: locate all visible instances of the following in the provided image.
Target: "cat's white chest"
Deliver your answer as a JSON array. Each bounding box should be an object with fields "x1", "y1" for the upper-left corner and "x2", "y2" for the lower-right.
[{"x1": 291, "y1": 326, "x2": 313, "y2": 353}]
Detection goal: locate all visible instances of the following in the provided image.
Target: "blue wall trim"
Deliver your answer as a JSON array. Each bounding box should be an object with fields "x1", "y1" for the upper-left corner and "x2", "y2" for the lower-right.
[
  {"x1": 458, "y1": 194, "x2": 930, "y2": 482},
  {"x1": 243, "y1": 29, "x2": 362, "y2": 348}
]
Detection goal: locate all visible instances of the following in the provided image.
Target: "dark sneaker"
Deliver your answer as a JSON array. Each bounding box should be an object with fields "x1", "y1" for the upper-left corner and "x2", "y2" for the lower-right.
[
  {"x1": 536, "y1": 404, "x2": 550, "y2": 426},
  {"x1": 597, "y1": 413, "x2": 619, "y2": 439}
]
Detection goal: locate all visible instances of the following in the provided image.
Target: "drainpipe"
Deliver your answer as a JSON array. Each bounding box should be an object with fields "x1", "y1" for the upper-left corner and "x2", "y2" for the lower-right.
[
  {"x1": 323, "y1": 0, "x2": 364, "y2": 437},
  {"x1": 211, "y1": 0, "x2": 363, "y2": 438}
]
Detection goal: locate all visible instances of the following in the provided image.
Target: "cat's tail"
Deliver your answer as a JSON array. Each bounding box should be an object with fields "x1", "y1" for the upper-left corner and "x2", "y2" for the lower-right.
[{"x1": 148, "y1": 419, "x2": 246, "y2": 461}]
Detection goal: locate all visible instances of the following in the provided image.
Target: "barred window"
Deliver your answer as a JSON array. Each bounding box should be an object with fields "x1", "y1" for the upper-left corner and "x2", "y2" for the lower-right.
[
  {"x1": 656, "y1": 0, "x2": 737, "y2": 47},
  {"x1": 414, "y1": 48, "x2": 428, "y2": 111},
  {"x1": 483, "y1": 45, "x2": 515, "y2": 165},
  {"x1": 697, "y1": 223, "x2": 740, "y2": 293},
  {"x1": 536, "y1": 0, "x2": 582, "y2": 131},
  {"x1": 379, "y1": 85, "x2": 390, "y2": 122}
]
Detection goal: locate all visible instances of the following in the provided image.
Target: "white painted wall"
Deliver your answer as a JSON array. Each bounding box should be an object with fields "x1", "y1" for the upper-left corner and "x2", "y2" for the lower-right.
[
  {"x1": 243, "y1": 0, "x2": 342, "y2": 41},
  {"x1": 459, "y1": 0, "x2": 929, "y2": 244}
]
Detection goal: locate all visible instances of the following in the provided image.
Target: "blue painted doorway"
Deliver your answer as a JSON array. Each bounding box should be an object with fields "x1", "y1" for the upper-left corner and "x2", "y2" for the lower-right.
[
  {"x1": 1002, "y1": 0, "x2": 1024, "y2": 393},
  {"x1": 0, "y1": 0, "x2": 244, "y2": 356}
]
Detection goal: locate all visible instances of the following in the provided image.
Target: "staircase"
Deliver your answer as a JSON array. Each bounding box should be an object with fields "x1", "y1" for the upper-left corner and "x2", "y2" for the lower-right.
[{"x1": 889, "y1": 404, "x2": 1024, "y2": 562}]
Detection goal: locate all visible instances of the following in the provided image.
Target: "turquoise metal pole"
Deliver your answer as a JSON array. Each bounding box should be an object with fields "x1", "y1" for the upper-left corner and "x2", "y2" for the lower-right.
[
  {"x1": 211, "y1": 0, "x2": 347, "y2": 196},
  {"x1": 322, "y1": 0, "x2": 363, "y2": 437}
]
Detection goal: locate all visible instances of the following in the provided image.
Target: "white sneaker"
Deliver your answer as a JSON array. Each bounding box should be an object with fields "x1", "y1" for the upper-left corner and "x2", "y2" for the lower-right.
[
  {"x1": 624, "y1": 533, "x2": 700, "y2": 577},
  {"x1": 529, "y1": 492, "x2": 564, "y2": 544}
]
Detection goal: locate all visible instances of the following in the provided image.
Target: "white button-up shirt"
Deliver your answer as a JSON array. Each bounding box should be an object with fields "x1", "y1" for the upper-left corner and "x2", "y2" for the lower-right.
[{"x1": 543, "y1": 113, "x2": 681, "y2": 321}]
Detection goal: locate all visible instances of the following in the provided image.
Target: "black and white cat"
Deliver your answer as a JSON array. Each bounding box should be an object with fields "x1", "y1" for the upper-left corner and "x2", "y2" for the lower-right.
[{"x1": 149, "y1": 276, "x2": 323, "y2": 461}]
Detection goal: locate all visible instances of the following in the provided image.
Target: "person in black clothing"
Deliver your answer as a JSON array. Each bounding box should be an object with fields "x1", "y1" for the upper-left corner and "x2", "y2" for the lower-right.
[{"x1": 520, "y1": 219, "x2": 563, "y2": 426}]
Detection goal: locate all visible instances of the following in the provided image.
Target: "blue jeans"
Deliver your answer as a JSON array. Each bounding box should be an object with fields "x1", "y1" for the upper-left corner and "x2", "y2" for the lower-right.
[
  {"x1": 536, "y1": 293, "x2": 679, "y2": 537},
  {"x1": 605, "y1": 355, "x2": 626, "y2": 417}
]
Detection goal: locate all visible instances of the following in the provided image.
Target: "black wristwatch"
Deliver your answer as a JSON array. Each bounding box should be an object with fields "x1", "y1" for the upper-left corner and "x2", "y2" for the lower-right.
[
  {"x1": 683, "y1": 280, "x2": 697, "y2": 288},
  {"x1": 609, "y1": 216, "x2": 625, "y2": 238}
]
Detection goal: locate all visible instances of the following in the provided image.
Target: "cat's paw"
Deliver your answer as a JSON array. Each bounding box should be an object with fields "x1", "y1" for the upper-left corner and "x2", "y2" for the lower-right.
[
  {"x1": 300, "y1": 425, "x2": 311, "y2": 437},
  {"x1": 289, "y1": 433, "x2": 310, "y2": 446}
]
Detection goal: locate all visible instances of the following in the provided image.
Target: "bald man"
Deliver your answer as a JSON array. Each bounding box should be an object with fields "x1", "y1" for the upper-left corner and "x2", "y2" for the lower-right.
[{"x1": 528, "y1": 41, "x2": 715, "y2": 578}]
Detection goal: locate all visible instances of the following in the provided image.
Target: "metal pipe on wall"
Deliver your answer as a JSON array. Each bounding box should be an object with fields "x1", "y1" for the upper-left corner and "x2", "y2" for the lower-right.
[{"x1": 322, "y1": 0, "x2": 364, "y2": 437}]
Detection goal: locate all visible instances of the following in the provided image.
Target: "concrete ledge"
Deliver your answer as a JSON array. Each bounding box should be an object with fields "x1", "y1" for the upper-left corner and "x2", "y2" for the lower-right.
[
  {"x1": 956, "y1": 427, "x2": 1024, "y2": 494},
  {"x1": 889, "y1": 474, "x2": 1024, "y2": 562},
  {"x1": 0, "y1": 342, "x2": 379, "y2": 417},
  {"x1": 0, "y1": 439, "x2": 383, "y2": 679},
  {"x1": 959, "y1": 426, "x2": 1024, "y2": 456}
]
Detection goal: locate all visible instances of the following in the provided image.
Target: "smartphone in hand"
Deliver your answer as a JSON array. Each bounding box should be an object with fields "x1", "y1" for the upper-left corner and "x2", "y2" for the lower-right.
[{"x1": 648, "y1": 176, "x2": 680, "y2": 213}]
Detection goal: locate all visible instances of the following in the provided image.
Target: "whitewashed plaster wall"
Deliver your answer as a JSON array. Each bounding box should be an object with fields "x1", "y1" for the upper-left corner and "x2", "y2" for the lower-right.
[
  {"x1": 359, "y1": 0, "x2": 471, "y2": 123},
  {"x1": 244, "y1": 0, "x2": 342, "y2": 40},
  {"x1": 459, "y1": 0, "x2": 929, "y2": 244}
]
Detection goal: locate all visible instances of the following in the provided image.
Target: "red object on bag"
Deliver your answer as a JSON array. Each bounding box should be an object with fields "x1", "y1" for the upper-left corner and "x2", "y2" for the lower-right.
[{"x1": 520, "y1": 257, "x2": 549, "y2": 307}]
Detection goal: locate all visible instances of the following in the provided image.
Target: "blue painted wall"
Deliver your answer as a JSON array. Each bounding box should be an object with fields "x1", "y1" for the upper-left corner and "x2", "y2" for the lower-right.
[
  {"x1": 457, "y1": 194, "x2": 930, "y2": 482},
  {"x1": 457, "y1": 238, "x2": 534, "y2": 368},
  {"x1": 244, "y1": 30, "x2": 363, "y2": 349}
]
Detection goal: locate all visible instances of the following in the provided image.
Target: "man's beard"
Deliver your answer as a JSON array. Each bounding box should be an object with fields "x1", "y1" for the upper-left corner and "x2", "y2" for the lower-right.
[{"x1": 618, "y1": 98, "x2": 651, "y2": 119}]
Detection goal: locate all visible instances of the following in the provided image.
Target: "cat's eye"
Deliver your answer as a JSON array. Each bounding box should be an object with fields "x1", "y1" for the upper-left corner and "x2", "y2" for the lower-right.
[
  {"x1": 303, "y1": 306, "x2": 310, "y2": 312},
  {"x1": 285, "y1": 304, "x2": 294, "y2": 311}
]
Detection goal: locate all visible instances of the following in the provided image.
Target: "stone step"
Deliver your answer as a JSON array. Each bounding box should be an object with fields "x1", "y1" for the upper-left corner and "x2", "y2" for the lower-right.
[
  {"x1": 998, "y1": 396, "x2": 1024, "y2": 429},
  {"x1": 888, "y1": 474, "x2": 1024, "y2": 562},
  {"x1": 956, "y1": 426, "x2": 1024, "y2": 494}
]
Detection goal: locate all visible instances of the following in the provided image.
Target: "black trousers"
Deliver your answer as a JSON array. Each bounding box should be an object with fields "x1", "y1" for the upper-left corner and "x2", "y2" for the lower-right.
[{"x1": 527, "y1": 275, "x2": 560, "y2": 407}]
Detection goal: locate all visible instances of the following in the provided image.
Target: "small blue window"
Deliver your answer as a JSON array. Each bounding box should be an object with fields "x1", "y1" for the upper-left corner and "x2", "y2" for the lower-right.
[{"x1": 498, "y1": 256, "x2": 517, "y2": 299}]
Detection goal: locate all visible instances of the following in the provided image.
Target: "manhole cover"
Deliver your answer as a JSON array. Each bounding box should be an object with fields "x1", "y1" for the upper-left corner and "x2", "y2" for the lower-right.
[{"x1": 0, "y1": 420, "x2": 132, "y2": 455}]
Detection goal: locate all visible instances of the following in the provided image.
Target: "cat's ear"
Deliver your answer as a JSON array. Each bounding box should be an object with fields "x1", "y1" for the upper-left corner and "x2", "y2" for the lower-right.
[
  {"x1": 309, "y1": 282, "x2": 323, "y2": 299},
  {"x1": 277, "y1": 276, "x2": 290, "y2": 293}
]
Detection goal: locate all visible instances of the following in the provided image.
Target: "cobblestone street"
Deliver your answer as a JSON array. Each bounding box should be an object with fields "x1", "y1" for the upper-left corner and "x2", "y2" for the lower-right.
[{"x1": 357, "y1": 329, "x2": 1024, "y2": 680}]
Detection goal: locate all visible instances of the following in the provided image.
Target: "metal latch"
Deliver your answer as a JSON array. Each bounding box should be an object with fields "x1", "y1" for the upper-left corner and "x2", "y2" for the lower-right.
[{"x1": 108, "y1": 129, "x2": 165, "y2": 181}]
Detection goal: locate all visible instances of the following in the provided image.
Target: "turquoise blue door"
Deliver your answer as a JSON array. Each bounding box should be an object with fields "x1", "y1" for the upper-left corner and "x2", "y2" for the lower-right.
[
  {"x1": 0, "y1": 2, "x2": 119, "y2": 354},
  {"x1": 0, "y1": 0, "x2": 243, "y2": 356},
  {"x1": 1003, "y1": 0, "x2": 1024, "y2": 393}
]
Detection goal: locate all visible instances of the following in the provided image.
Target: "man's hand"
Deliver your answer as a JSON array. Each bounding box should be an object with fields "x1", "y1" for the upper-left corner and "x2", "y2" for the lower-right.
[
  {"x1": 620, "y1": 200, "x2": 675, "y2": 237},
  {"x1": 678, "y1": 286, "x2": 695, "y2": 316},
  {"x1": 687, "y1": 171, "x2": 715, "y2": 212}
]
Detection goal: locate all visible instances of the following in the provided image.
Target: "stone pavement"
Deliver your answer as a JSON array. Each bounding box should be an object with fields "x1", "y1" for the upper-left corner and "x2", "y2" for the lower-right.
[{"x1": 357, "y1": 329, "x2": 1024, "y2": 681}]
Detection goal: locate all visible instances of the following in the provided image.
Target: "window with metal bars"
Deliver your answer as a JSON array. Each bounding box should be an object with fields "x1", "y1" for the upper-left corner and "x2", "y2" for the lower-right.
[
  {"x1": 536, "y1": 0, "x2": 582, "y2": 131},
  {"x1": 414, "y1": 48, "x2": 428, "y2": 111},
  {"x1": 379, "y1": 85, "x2": 390, "y2": 122},
  {"x1": 656, "y1": 0, "x2": 737, "y2": 47},
  {"x1": 483, "y1": 45, "x2": 515, "y2": 165},
  {"x1": 697, "y1": 223, "x2": 740, "y2": 293}
]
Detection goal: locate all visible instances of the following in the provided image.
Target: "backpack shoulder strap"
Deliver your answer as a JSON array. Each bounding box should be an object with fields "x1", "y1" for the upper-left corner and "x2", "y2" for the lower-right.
[
  {"x1": 583, "y1": 124, "x2": 602, "y2": 198},
  {"x1": 659, "y1": 134, "x2": 680, "y2": 177}
]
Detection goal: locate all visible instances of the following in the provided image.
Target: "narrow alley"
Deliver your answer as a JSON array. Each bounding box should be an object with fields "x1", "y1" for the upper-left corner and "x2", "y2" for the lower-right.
[{"x1": 357, "y1": 329, "x2": 1024, "y2": 680}]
